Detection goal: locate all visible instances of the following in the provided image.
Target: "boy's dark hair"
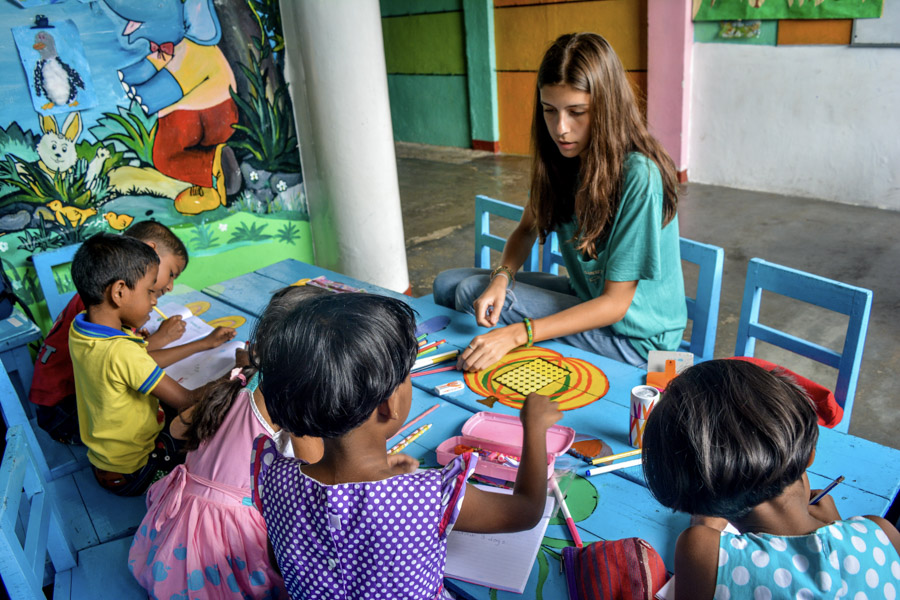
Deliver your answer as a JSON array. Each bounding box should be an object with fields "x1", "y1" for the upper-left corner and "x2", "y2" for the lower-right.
[
  {"x1": 642, "y1": 359, "x2": 819, "y2": 520},
  {"x1": 256, "y1": 293, "x2": 418, "y2": 438},
  {"x1": 71, "y1": 233, "x2": 159, "y2": 307},
  {"x1": 180, "y1": 285, "x2": 329, "y2": 452},
  {"x1": 125, "y1": 220, "x2": 188, "y2": 265}
]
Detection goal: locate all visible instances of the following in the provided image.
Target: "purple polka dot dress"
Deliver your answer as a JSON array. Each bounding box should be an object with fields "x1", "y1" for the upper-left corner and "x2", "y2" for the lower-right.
[{"x1": 251, "y1": 435, "x2": 478, "y2": 599}]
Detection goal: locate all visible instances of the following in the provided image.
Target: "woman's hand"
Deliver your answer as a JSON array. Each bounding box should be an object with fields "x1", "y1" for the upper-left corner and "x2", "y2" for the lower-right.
[
  {"x1": 472, "y1": 276, "x2": 509, "y2": 327},
  {"x1": 458, "y1": 323, "x2": 527, "y2": 372}
]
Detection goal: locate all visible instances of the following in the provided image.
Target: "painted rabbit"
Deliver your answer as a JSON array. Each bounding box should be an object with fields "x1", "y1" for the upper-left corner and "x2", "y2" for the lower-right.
[{"x1": 36, "y1": 112, "x2": 81, "y2": 178}]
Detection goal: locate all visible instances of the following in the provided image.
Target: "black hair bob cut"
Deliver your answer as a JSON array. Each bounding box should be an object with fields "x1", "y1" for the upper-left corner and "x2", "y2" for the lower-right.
[
  {"x1": 642, "y1": 359, "x2": 819, "y2": 520},
  {"x1": 71, "y1": 233, "x2": 159, "y2": 307},
  {"x1": 255, "y1": 293, "x2": 418, "y2": 439}
]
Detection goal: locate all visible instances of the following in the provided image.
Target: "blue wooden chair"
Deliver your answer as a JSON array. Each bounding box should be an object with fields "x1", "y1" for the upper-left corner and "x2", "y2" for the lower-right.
[
  {"x1": 679, "y1": 238, "x2": 724, "y2": 361},
  {"x1": 32, "y1": 243, "x2": 81, "y2": 323},
  {"x1": 735, "y1": 258, "x2": 873, "y2": 433},
  {"x1": 475, "y1": 196, "x2": 540, "y2": 272},
  {"x1": 0, "y1": 425, "x2": 145, "y2": 599}
]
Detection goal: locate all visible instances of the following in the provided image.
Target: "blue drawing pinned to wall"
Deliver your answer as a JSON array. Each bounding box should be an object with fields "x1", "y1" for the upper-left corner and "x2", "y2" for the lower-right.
[{"x1": 11, "y1": 16, "x2": 97, "y2": 115}]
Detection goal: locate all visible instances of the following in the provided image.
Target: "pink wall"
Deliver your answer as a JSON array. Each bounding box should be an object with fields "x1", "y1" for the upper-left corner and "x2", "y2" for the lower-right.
[{"x1": 647, "y1": 0, "x2": 693, "y2": 177}]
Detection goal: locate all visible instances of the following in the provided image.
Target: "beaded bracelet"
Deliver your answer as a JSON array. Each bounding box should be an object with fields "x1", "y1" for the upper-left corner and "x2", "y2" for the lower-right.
[
  {"x1": 490, "y1": 265, "x2": 516, "y2": 289},
  {"x1": 523, "y1": 317, "x2": 534, "y2": 347}
]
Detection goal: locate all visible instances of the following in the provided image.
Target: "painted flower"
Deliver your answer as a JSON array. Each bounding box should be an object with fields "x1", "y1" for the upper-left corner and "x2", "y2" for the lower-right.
[
  {"x1": 0, "y1": 242, "x2": 7, "y2": 252},
  {"x1": 249, "y1": 171, "x2": 259, "y2": 182},
  {"x1": 276, "y1": 180, "x2": 287, "y2": 192},
  {"x1": 218, "y1": 223, "x2": 228, "y2": 232}
]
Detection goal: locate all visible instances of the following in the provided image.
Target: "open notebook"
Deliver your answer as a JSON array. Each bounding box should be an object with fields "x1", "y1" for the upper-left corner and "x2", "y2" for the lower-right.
[
  {"x1": 145, "y1": 302, "x2": 244, "y2": 390},
  {"x1": 444, "y1": 486, "x2": 555, "y2": 594}
]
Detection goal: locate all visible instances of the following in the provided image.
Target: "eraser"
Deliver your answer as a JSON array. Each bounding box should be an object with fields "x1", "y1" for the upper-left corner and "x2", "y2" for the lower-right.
[{"x1": 434, "y1": 380, "x2": 464, "y2": 396}]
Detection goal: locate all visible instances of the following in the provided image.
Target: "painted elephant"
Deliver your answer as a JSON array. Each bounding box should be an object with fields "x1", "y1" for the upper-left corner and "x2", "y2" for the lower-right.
[{"x1": 102, "y1": 0, "x2": 242, "y2": 214}]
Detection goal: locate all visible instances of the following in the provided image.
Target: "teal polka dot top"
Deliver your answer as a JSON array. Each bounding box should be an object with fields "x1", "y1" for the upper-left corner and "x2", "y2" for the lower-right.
[{"x1": 715, "y1": 517, "x2": 900, "y2": 599}]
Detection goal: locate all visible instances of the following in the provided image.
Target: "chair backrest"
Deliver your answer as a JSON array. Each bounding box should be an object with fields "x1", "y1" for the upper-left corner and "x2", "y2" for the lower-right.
[
  {"x1": 32, "y1": 243, "x2": 81, "y2": 322},
  {"x1": 679, "y1": 238, "x2": 724, "y2": 361},
  {"x1": 0, "y1": 361, "x2": 52, "y2": 482},
  {"x1": 0, "y1": 425, "x2": 76, "y2": 599},
  {"x1": 474, "y1": 196, "x2": 539, "y2": 272},
  {"x1": 540, "y1": 230, "x2": 565, "y2": 275},
  {"x1": 735, "y1": 258, "x2": 873, "y2": 433}
]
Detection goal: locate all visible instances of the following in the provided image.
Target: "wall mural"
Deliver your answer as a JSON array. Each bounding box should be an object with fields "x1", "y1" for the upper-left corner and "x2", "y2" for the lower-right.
[
  {"x1": 692, "y1": 0, "x2": 883, "y2": 21},
  {"x1": 0, "y1": 0, "x2": 311, "y2": 326}
]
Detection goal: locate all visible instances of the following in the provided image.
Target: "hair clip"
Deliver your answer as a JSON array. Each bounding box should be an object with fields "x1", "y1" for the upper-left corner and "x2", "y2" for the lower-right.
[{"x1": 230, "y1": 368, "x2": 247, "y2": 387}]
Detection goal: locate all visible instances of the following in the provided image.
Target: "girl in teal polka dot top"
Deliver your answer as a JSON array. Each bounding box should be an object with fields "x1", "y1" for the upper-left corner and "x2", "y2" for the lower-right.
[{"x1": 642, "y1": 360, "x2": 900, "y2": 600}]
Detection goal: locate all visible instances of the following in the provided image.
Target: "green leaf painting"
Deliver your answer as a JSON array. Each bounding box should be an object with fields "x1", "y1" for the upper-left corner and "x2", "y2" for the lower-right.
[{"x1": 692, "y1": 0, "x2": 883, "y2": 21}]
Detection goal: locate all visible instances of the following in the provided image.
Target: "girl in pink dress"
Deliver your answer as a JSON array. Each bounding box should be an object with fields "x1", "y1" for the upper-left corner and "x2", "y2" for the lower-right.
[{"x1": 128, "y1": 287, "x2": 324, "y2": 600}]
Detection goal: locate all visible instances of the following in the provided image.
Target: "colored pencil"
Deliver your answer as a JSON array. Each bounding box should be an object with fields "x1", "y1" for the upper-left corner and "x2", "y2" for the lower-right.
[
  {"x1": 388, "y1": 403, "x2": 440, "y2": 442},
  {"x1": 589, "y1": 448, "x2": 642, "y2": 466},
  {"x1": 583, "y1": 457, "x2": 643, "y2": 477},
  {"x1": 417, "y1": 347, "x2": 437, "y2": 358},
  {"x1": 809, "y1": 475, "x2": 844, "y2": 505},
  {"x1": 409, "y1": 365, "x2": 458, "y2": 378},
  {"x1": 417, "y1": 339, "x2": 446, "y2": 354},
  {"x1": 412, "y1": 349, "x2": 459, "y2": 371},
  {"x1": 153, "y1": 306, "x2": 168, "y2": 320},
  {"x1": 550, "y1": 476, "x2": 583, "y2": 548},
  {"x1": 388, "y1": 424, "x2": 432, "y2": 455}
]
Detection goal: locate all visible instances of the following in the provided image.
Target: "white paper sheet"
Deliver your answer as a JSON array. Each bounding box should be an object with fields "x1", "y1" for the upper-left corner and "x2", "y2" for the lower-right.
[{"x1": 444, "y1": 487, "x2": 555, "y2": 594}]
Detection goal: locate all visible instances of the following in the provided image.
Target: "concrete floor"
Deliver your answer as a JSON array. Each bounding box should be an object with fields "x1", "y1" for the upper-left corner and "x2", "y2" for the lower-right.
[{"x1": 396, "y1": 142, "x2": 900, "y2": 451}]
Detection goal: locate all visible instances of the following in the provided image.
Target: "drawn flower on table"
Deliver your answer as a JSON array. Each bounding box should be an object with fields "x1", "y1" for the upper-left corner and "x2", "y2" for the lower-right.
[
  {"x1": 218, "y1": 223, "x2": 228, "y2": 232},
  {"x1": 276, "y1": 180, "x2": 287, "y2": 192},
  {"x1": 0, "y1": 242, "x2": 7, "y2": 252},
  {"x1": 249, "y1": 171, "x2": 259, "y2": 182}
]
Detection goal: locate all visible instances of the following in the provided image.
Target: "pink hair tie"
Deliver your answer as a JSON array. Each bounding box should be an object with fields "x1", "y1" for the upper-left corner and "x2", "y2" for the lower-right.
[{"x1": 230, "y1": 368, "x2": 247, "y2": 387}]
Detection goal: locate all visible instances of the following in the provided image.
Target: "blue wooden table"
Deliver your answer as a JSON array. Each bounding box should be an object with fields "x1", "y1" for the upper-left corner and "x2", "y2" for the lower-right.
[{"x1": 230, "y1": 259, "x2": 900, "y2": 599}]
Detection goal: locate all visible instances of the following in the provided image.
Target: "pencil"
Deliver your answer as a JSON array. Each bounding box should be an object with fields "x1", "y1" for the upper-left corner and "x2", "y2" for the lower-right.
[
  {"x1": 550, "y1": 476, "x2": 583, "y2": 548},
  {"x1": 589, "y1": 448, "x2": 642, "y2": 466},
  {"x1": 417, "y1": 339, "x2": 446, "y2": 355},
  {"x1": 583, "y1": 457, "x2": 643, "y2": 477},
  {"x1": 409, "y1": 365, "x2": 458, "y2": 378},
  {"x1": 412, "y1": 349, "x2": 459, "y2": 371},
  {"x1": 153, "y1": 306, "x2": 168, "y2": 320},
  {"x1": 809, "y1": 475, "x2": 844, "y2": 505},
  {"x1": 388, "y1": 424, "x2": 432, "y2": 455},
  {"x1": 388, "y1": 403, "x2": 440, "y2": 442}
]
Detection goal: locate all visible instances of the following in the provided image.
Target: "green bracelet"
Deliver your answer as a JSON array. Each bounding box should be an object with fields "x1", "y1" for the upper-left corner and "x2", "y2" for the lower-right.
[{"x1": 523, "y1": 317, "x2": 533, "y2": 348}]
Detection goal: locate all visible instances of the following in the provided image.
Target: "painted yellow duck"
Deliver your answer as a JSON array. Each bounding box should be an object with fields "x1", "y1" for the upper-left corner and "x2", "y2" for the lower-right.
[
  {"x1": 46, "y1": 200, "x2": 96, "y2": 227},
  {"x1": 103, "y1": 211, "x2": 134, "y2": 231}
]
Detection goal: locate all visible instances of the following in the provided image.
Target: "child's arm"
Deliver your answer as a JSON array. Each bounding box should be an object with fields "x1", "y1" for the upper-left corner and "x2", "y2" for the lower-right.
[
  {"x1": 863, "y1": 515, "x2": 900, "y2": 557},
  {"x1": 672, "y1": 524, "x2": 721, "y2": 600},
  {"x1": 145, "y1": 316, "x2": 187, "y2": 350},
  {"x1": 453, "y1": 392, "x2": 561, "y2": 533},
  {"x1": 149, "y1": 327, "x2": 237, "y2": 368},
  {"x1": 151, "y1": 373, "x2": 199, "y2": 412}
]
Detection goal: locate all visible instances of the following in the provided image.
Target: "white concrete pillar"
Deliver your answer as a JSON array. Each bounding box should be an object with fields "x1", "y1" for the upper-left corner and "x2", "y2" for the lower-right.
[{"x1": 280, "y1": 0, "x2": 410, "y2": 293}]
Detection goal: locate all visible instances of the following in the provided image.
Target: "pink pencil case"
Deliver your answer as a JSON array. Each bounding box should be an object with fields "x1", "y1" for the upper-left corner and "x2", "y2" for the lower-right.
[{"x1": 435, "y1": 411, "x2": 575, "y2": 481}]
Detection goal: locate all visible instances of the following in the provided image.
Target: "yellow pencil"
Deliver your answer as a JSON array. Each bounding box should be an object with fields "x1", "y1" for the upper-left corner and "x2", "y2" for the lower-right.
[
  {"x1": 387, "y1": 424, "x2": 432, "y2": 455},
  {"x1": 589, "y1": 448, "x2": 642, "y2": 466},
  {"x1": 153, "y1": 306, "x2": 168, "y2": 320}
]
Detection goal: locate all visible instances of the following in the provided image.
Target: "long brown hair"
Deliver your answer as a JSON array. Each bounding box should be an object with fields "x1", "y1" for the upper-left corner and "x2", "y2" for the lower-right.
[
  {"x1": 179, "y1": 285, "x2": 329, "y2": 451},
  {"x1": 529, "y1": 33, "x2": 679, "y2": 257}
]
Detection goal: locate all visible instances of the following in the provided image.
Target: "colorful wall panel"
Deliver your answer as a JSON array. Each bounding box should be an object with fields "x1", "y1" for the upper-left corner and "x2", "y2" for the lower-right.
[
  {"x1": 0, "y1": 1, "x2": 312, "y2": 326},
  {"x1": 381, "y1": 4, "x2": 472, "y2": 148},
  {"x1": 777, "y1": 19, "x2": 852, "y2": 45},
  {"x1": 494, "y1": 0, "x2": 647, "y2": 155}
]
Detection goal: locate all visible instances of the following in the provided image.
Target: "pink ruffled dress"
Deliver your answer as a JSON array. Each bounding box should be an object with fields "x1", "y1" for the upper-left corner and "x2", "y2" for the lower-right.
[{"x1": 129, "y1": 374, "x2": 290, "y2": 599}]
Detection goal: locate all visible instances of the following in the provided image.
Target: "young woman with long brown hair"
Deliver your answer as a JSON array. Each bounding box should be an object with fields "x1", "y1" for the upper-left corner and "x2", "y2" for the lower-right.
[{"x1": 433, "y1": 33, "x2": 686, "y2": 369}]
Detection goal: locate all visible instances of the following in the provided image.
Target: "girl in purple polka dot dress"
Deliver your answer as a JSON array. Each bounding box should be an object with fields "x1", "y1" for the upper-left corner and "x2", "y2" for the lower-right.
[
  {"x1": 250, "y1": 294, "x2": 561, "y2": 600},
  {"x1": 642, "y1": 360, "x2": 900, "y2": 600}
]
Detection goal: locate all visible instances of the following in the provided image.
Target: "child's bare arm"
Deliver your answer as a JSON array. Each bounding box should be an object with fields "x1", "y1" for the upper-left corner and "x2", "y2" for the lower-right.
[
  {"x1": 454, "y1": 393, "x2": 561, "y2": 534},
  {"x1": 673, "y1": 524, "x2": 721, "y2": 600},
  {"x1": 864, "y1": 515, "x2": 900, "y2": 556},
  {"x1": 149, "y1": 327, "x2": 237, "y2": 367},
  {"x1": 145, "y1": 316, "x2": 187, "y2": 350},
  {"x1": 151, "y1": 374, "x2": 198, "y2": 412}
]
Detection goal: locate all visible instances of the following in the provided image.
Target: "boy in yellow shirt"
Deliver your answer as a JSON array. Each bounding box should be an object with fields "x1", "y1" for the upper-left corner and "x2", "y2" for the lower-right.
[{"x1": 69, "y1": 233, "x2": 201, "y2": 496}]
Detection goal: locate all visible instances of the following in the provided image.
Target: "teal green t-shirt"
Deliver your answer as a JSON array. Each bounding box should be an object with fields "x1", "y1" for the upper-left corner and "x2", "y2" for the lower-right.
[{"x1": 556, "y1": 153, "x2": 687, "y2": 359}]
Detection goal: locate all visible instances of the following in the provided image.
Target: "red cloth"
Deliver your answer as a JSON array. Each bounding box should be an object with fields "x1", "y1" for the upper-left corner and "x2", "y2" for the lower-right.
[
  {"x1": 152, "y1": 98, "x2": 238, "y2": 188},
  {"x1": 727, "y1": 356, "x2": 844, "y2": 428},
  {"x1": 28, "y1": 295, "x2": 84, "y2": 407},
  {"x1": 564, "y1": 538, "x2": 668, "y2": 600}
]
